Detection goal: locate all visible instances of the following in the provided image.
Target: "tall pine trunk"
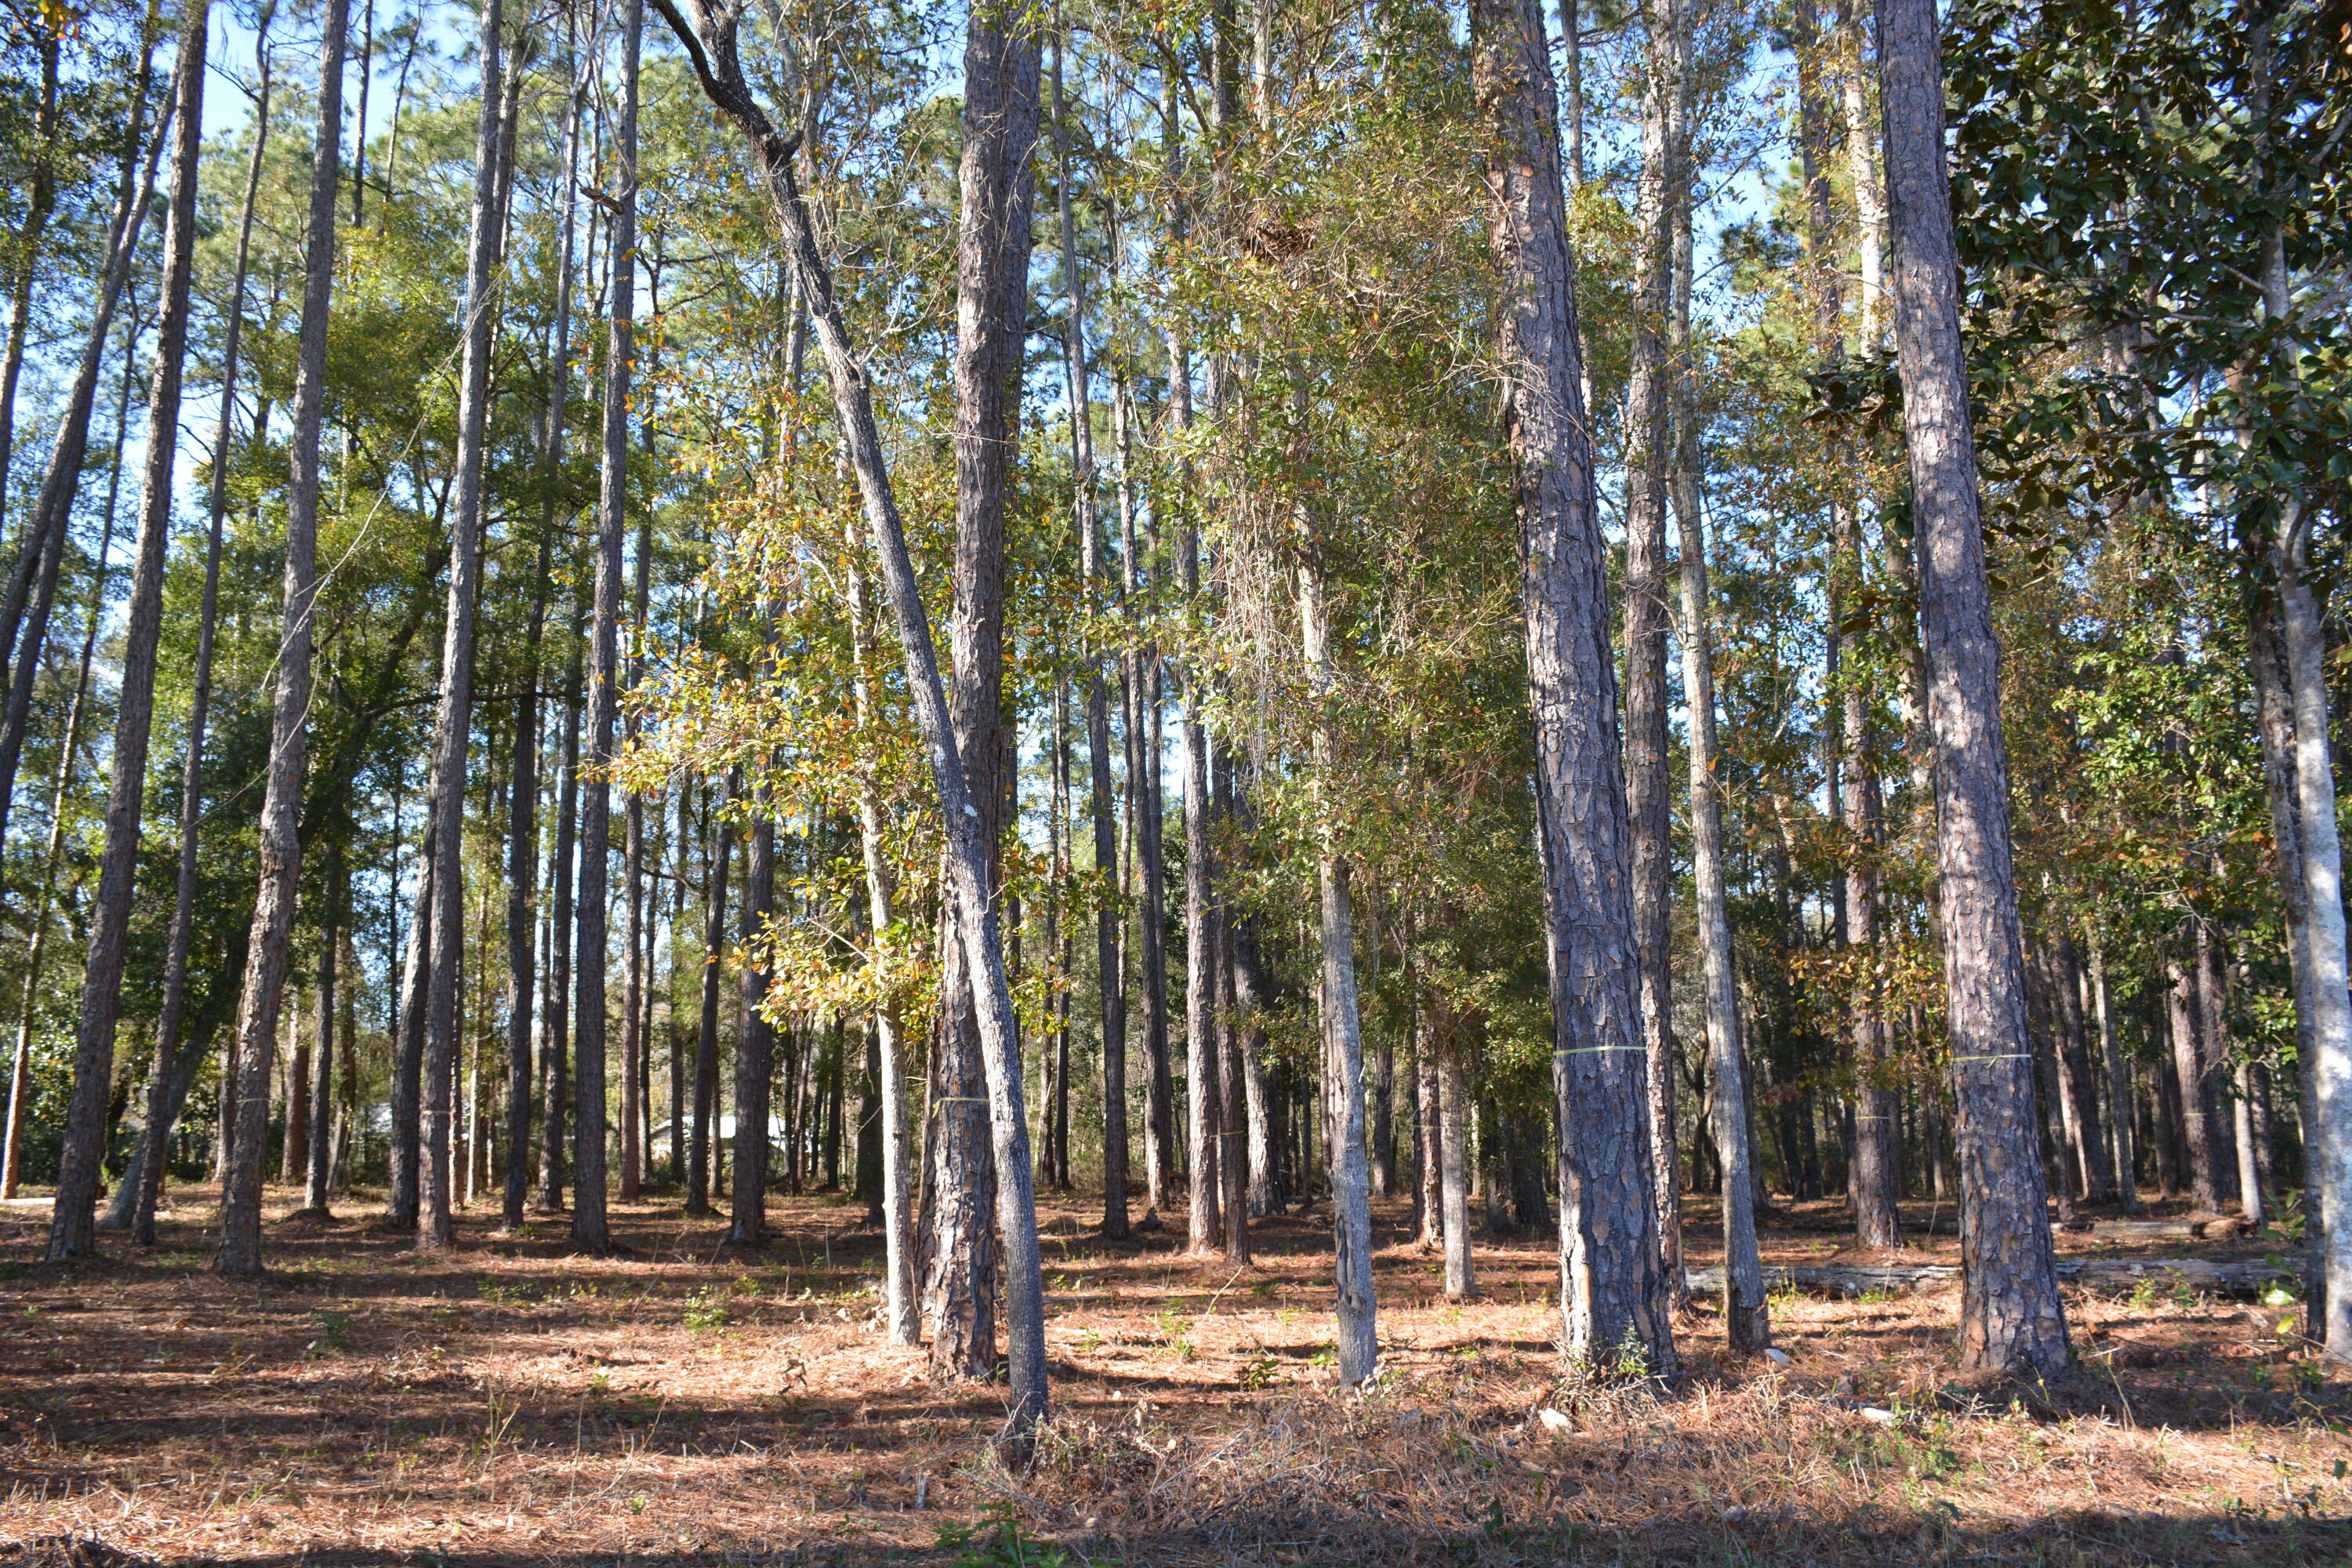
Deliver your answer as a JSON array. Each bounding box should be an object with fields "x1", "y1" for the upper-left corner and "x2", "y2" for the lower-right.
[
  {"x1": 540, "y1": 648, "x2": 581, "y2": 1211},
  {"x1": 575, "y1": 0, "x2": 643, "y2": 1255},
  {"x1": 1877, "y1": 0, "x2": 2067, "y2": 1374},
  {"x1": 49, "y1": 5, "x2": 212, "y2": 1261},
  {"x1": 125, "y1": 19, "x2": 274, "y2": 1243},
  {"x1": 1620, "y1": 0, "x2": 1682, "y2": 1309},
  {"x1": 418, "y1": 0, "x2": 510, "y2": 1250},
  {"x1": 688, "y1": 786, "x2": 731, "y2": 1215},
  {"x1": 1473, "y1": 0, "x2": 1671, "y2": 1369}
]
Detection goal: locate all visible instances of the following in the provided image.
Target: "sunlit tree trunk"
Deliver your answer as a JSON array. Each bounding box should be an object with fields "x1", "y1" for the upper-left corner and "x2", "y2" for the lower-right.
[
  {"x1": 1473, "y1": 0, "x2": 1672, "y2": 1369},
  {"x1": 1876, "y1": 0, "x2": 2067, "y2": 1374},
  {"x1": 124, "y1": 17, "x2": 274, "y2": 1243},
  {"x1": 49, "y1": 5, "x2": 212, "y2": 1264},
  {"x1": 574, "y1": 0, "x2": 643, "y2": 1256},
  {"x1": 417, "y1": 0, "x2": 510, "y2": 1252}
]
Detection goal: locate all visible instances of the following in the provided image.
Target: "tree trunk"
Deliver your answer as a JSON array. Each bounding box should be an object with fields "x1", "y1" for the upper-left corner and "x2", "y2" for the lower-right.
[
  {"x1": 1875, "y1": 0, "x2": 2068, "y2": 1375},
  {"x1": 389, "y1": 828, "x2": 434, "y2": 1227},
  {"x1": 1438, "y1": 1032, "x2": 1475, "y2": 1300},
  {"x1": 2165, "y1": 951, "x2": 2223, "y2": 1210},
  {"x1": 0, "y1": 17, "x2": 63, "y2": 535},
  {"x1": 8, "y1": 373, "x2": 129, "y2": 1207},
  {"x1": 508, "y1": 56, "x2": 577, "y2": 1216},
  {"x1": 1674, "y1": 391, "x2": 1769, "y2": 1356},
  {"x1": 417, "y1": 0, "x2": 509, "y2": 1253},
  {"x1": 2194, "y1": 920, "x2": 2240, "y2": 1207},
  {"x1": 2275, "y1": 527, "x2": 2352, "y2": 1363},
  {"x1": 2090, "y1": 942, "x2": 2137, "y2": 1212},
  {"x1": 1299, "y1": 550, "x2": 1375, "y2": 1379},
  {"x1": 130, "y1": 17, "x2": 273, "y2": 1245},
  {"x1": 1214, "y1": 735, "x2": 1249, "y2": 1261},
  {"x1": 47, "y1": 6, "x2": 212, "y2": 1263},
  {"x1": 732, "y1": 803, "x2": 775, "y2": 1242},
  {"x1": 304, "y1": 852, "x2": 343, "y2": 1211},
  {"x1": 1472, "y1": 0, "x2": 1672, "y2": 1370},
  {"x1": 655, "y1": 0, "x2": 1052, "y2": 1439},
  {"x1": 1182, "y1": 656, "x2": 1221, "y2": 1255},
  {"x1": 540, "y1": 652, "x2": 581, "y2": 1212},
  {"x1": 0, "y1": 24, "x2": 165, "y2": 871},
  {"x1": 574, "y1": 0, "x2": 641, "y2": 1257},
  {"x1": 848, "y1": 550, "x2": 918, "y2": 1344},
  {"x1": 2050, "y1": 930, "x2": 2112, "y2": 1201},
  {"x1": 690, "y1": 786, "x2": 731, "y2": 1214},
  {"x1": 1619, "y1": 0, "x2": 1680, "y2": 1316}
]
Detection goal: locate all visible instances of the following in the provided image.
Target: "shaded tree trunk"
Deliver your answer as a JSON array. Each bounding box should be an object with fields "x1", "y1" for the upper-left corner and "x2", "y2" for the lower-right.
[
  {"x1": 690, "y1": 786, "x2": 731, "y2": 1214},
  {"x1": 731, "y1": 804, "x2": 775, "y2": 1243},
  {"x1": 540, "y1": 651, "x2": 581, "y2": 1212},
  {"x1": 303, "y1": 851, "x2": 343, "y2": 1211}
]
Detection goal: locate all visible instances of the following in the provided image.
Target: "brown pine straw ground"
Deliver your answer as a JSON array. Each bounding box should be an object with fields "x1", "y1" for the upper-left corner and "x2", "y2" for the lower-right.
[{"x1": 2, "y1": 1184, "x2": 2348, "y2": 1566}]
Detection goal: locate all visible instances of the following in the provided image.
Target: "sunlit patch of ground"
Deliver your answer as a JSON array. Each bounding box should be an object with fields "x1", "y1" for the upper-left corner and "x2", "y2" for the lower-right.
[{"x1": 2, "y1": 1185, "x2": 2346, "y2": 1564}]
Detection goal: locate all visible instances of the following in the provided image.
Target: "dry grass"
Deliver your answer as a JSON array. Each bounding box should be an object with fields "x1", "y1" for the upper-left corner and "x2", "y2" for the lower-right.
[{"x1": 2, "y1": 1184, "x2": 2347, "y2": 1565}]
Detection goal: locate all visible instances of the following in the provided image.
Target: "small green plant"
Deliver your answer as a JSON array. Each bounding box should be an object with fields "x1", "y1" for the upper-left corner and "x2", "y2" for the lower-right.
[
  {"x1": 936, "y1": 1502, "x2": 1086, "y2": 1567},
  {"x1": 2267, "y1": 1189, "x2": 2307, "y2": 1247},
  {"x1": 586, "y1": 1370, "x2": 612, "y2": 1392},
  {"x1": 2128, "y1": 1276, "x2": 2159, "y2": 1311},
  {"x1": 477, "y1": 1278, "x2": 530, "y2": 1305},
  {"x1": 430, "y1": 1302, "x2": 466, "y2": 1331},
  {"x1": 1073, "y1": 1327, "x2": 1104, "y2": 1354},
  {"x1": 1308, "y1": 1343, "x2": 1338, "y2": 1370},
  {"x1": 1238, "y1": 1354, "x2": 1279, "y2": 1389},
  {"x1": 1152, "y1": 1310, "x2": 1194, "y2": 1360},
  {"x1": 628, "y1": 1496, "x2": 648, "y2": 1516},
  {"x1": 682, "y1": 1290, "x2": 731, "y2": 1332},
  {"x1": 2169, "y1": 1270, "x2": 2199, "y2": 1311},
  {"x1": 304, "y1": 1310, "x2": 351, "y2": 1358}
]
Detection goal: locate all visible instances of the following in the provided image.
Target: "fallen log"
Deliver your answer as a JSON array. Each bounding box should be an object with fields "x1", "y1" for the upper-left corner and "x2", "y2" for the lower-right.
[{"x1": 1685, "y1": 1256, "x2": 2292, "y2": 1301}]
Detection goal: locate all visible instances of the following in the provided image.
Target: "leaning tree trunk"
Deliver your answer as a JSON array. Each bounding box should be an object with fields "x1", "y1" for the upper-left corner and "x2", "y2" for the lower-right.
[
  {"x1": 0, "y1": 19, "x2": 63, "y2": 534},
  {"x1": 47, "y1": 6, "x2": 212, "y2": 1263},
  {"x1": 125, "y1": 16, "x2": 274, "y2": 1246},
  {"x1": 0, "y1": 27, "x2": 163, "y2": 873},
  {"x1": 653, "y1": 0, "x2": 1051, "y2": 1440},
  {"x1": 417, "y1": 0, "x2": 510, "y2": 1253},
  {"x1": 1472, "y1": 0, "x2": 1671, "y2": 1370},
  {"x1": 1876, "y1": 0, "x2": 2067, "y2": 1375},
  {"x1": 5, "y1": 374, "x2": 126, "y2": 1205},
  {"x1": 574, "y1": 0, "x2": 642, "y2": 1256}
]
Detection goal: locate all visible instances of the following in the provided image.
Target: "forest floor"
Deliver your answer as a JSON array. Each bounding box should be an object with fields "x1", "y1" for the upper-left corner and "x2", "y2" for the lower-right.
[{"x1": 2, "y1": 1181, "x2": 2348, "y2": 1566}]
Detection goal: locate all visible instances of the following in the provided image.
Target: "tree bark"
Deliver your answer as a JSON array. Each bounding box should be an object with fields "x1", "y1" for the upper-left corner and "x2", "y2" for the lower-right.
[
  {"x1": 389, "y1": 826, "x2": 434, "y2": 1227},
  {"x1": 654, "y1": 0, "x2": 1051, "y2": 1438},
  {"x1": 2165, "y1": 949, "x2": 2223, "y2": 1210},
  {"x1": 0, "y1": 22, "x2": 165, "y2": 869},
  {"x1": 414, "y1": 0, "x2": 510, "y2": 1253},
  {"x1": 47, "y1": 7, "x2": 212, "y2": 1262},
  {"x1": 1672, "y1": 371, "x2": 1769, "y2": 1356},
  {"x1": 1300, "y1": 551, "x2": 1374, "y2": 1377},
  {"x1": 731, "y1": 803, "x2": 775, "y2": 1242},
  {"x1": 848, "y1": 551, "x2": 918, "y2": 1344},
  {"x1": 1620, "y1": 0, "x2": 1681, "y2": 1312},
  {"x1": 303, "y1": 851, "x2": 343, "y2": 1211},
  {"x1": 574, "y1": 0, "x2": 642, "y2": 1256},
  {"x1": 540, "y1": 649, "x2": 581, "y2": 1211},
  {"x1": 1438, "y1": 1032, "x2": 1475, "y2": 1299},
  {"x1": 1472, "y1": 0, "x2": 1672, "y2": 1370},
  {"x1": 1875, "y1": 0, "x2": 2067, "y2": 1375},
  {"x1": 689, "y1": 786, "x2": 731, "y2": 1214},
  {"x1": 130, "y1": 18, "x2": 274, "y2": 1244},
  {"x1": 7, "y1": 363, "x2": 129, "y2": 1206}
]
